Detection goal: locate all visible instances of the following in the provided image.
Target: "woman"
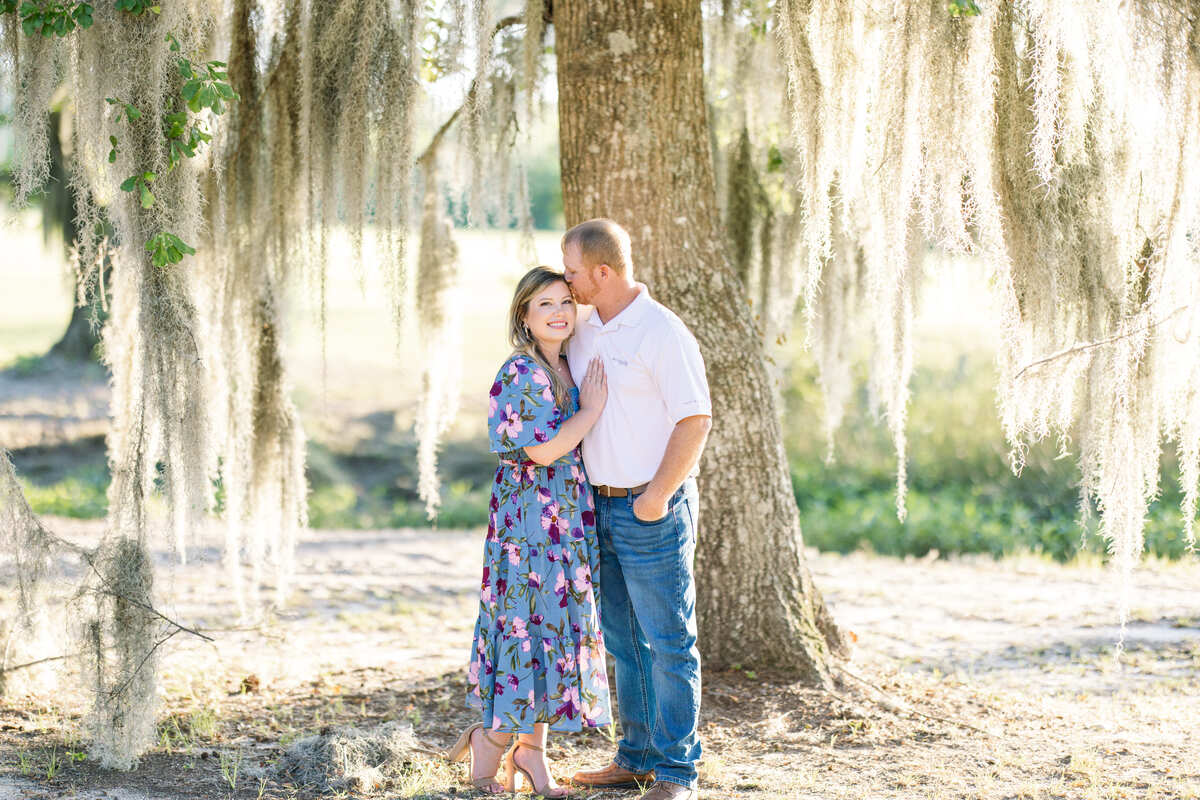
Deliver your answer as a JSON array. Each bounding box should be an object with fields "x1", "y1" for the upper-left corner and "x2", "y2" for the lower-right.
[{"x1": 447, "y1": 266, "x2": 612, "y2": 797}]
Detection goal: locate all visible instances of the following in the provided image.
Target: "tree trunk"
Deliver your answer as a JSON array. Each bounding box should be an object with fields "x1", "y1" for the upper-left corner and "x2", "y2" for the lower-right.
[
  {"x1": 43, "y1": 110, "x2": 105, "y2": 362},
  {"x1": 554, "y1": 0, "x2": 845, "y2": 682}
]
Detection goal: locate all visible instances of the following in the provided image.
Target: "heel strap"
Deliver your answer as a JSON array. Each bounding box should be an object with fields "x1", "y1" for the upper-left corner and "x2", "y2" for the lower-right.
[{"x1": 515, "y1": 740, "x2": 544, "y2": 753}]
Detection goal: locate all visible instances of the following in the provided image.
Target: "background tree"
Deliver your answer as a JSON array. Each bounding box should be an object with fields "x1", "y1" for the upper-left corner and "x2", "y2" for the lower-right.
[{"x1": 556, "y1": 0, "x2": 845, "y2": 677}]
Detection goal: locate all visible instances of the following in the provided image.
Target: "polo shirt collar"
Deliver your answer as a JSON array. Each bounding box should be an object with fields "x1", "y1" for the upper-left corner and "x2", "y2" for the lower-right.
[{"x1": 587, "y1": 285, "x2": 651, "y2": 330}]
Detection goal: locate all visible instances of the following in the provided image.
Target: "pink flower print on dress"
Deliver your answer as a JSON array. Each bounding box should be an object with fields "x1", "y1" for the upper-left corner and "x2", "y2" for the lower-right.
[
  {"x1": 531, "y1": 368, "x2": 555, "y2": 402},
  {"x1": 582, "y1": 699, "x2": 603, "y2": 725},
  {"x1": 527, "y1": 570, "x2": 542, "y2": 589},
  {"x1": 496, "y1": 403, "x2": 523, "y2": 439},
  {"x1": 511, "y1": 616, "x2": 529, "y2": 639},
  {"x1": 541, "y1": 502, "x2": 568, "y2": 544},
  {"x1": 504, "y1": 541, "x2": 521, "y2": 566},
  {"x1": 522, "y1": 639, "x2": 531, "y2": 652},
  {"x1": 573, "y1": 565, "x2": 592, "y2": 593},
  {"x1": 555, "y1": 686, "x2": 580, "y2": 720},
  {"x1": 554, "y1": 570, "x2": 569, "y2": 608},
  {"x1": 536, "y1": 486, "x2": 552, "y2": 504},
  {"x1": 489, "y1": 380, "x2": 502, "y2": 417}
]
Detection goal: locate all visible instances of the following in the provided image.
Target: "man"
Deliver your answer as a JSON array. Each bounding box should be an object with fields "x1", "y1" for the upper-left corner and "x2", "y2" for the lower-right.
[{"x1": 562, "y1": 218, "x2": 712, "y2": 800}]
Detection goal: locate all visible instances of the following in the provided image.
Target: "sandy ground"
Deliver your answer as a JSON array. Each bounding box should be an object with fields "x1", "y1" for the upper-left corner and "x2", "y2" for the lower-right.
[{"x1": 1, "y1": 517, "x2": 1198, "y2": 800}]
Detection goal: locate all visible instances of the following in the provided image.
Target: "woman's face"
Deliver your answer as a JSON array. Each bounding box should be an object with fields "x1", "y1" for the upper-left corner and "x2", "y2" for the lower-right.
[{"x1": 523, "y1": 280, "x2": 576, "y2": 345}]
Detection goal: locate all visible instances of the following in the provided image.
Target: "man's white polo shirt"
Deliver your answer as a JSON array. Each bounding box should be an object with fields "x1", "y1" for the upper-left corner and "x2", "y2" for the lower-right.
[{"x1": 566, "y1": 286, "x2": 711, "y2": 488}]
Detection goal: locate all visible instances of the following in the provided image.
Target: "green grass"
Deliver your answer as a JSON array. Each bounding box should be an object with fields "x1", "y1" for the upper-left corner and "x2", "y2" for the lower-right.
[
  {"x1": 308, "y1": 480, "x2": 490, "y2": 529},
  {"x1": 19, "y1": 466, "x2": 109, "y2": 518}
]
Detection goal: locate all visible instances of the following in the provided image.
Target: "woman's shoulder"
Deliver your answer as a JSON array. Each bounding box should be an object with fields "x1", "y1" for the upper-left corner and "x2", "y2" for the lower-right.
[{"x1": 490, "y1": 354, "x2": 546, "y2": 396}]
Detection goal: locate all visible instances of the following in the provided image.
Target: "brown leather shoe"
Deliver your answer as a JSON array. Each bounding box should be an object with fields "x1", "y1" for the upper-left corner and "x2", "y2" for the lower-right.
[
  {"x1": 569, "y1": 761, "x2": 654, "y2": 789},
  {"x1": 638, "y1": 781, "x2": 698, "y2": 800}
]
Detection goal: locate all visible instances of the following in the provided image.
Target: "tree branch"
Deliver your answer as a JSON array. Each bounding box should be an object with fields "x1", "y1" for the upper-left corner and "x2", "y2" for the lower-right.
[
  {"x1": 0, "y1": 652, "x2": 82, "y2": 675},
  {"x1": 415, "y1": 14, "x2": 524, "y2": 165},
  {"x1": 81, "y1": 553, "x2": 214, "y2": 643},
  {"x1": 1014, "y1": 304, "x2": 1190, "y2": 381}
]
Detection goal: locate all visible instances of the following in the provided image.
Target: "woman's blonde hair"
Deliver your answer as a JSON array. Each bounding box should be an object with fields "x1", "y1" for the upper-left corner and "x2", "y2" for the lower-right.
[{"x1": 507, "y1": 266, "x2": 575, "y2": 411}]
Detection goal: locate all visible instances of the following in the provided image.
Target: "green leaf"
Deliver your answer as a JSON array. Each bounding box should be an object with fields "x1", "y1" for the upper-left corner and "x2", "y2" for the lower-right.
[
  {"x1": 108, "y1": 148, "x2": 117, "y2": 163},
  {"x1": 124, "y1": 103, "x2": 141, "y2": 121},
  {"x1": 142, "y1": 171, "x2": 156, "y2": 183},
  {"x1": 166, "y1": 32, "x2": 180, "y2": 51},
  {"x1": 215, "y1": 82, "x2": 235, "y2": 100},
  {"x1": 181, "y1": 80, "x2": 201, "y2": 101},
  {"x1": 765, "y1": 144, "x2": 784, "y2": 174},
  {"x1": 139, "y1": 183, "x2": 155, "y2": 209},
  {"x1": 119, "y1": 176, "x2": 138, "y2": 192}
]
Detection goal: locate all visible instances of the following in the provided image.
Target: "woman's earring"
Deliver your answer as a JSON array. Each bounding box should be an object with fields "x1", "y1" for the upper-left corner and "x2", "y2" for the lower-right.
[{"x1": 523, "y1": 323, "x2": 532, "y2": 338}]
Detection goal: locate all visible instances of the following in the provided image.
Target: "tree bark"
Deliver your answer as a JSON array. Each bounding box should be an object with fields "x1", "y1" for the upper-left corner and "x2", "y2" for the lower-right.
[
  {"x1": 554, "y1": 0, "x2": 845, "y2": 682},
  {"x1": 43, "y1": 110, "x2": 105, "y2": 362}
]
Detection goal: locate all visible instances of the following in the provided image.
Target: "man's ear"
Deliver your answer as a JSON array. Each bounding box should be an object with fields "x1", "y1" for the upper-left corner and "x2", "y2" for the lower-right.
[{"x1": 596, "y1": 264, "x2": 611, "y2": 281}]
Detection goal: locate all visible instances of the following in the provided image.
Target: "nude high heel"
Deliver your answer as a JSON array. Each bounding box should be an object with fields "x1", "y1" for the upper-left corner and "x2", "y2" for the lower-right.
[
  {"x1": 504, "y1": 740, "x2": 569, "y2": 798},
  {"x1": 445, "y1": 722, "x2": 513, "y2": 794}
]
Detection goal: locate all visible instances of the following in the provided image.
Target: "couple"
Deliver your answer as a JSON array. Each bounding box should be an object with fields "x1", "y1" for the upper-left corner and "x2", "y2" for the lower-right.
[{"x1": 448, "y1": 219, "x2": 712, "y2": 800}]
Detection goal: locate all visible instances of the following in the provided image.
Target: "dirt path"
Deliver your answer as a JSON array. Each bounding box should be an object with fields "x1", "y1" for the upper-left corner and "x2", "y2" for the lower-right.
[{"x1": 2, "y1": 520, "x2": 1198, "y2": 799}]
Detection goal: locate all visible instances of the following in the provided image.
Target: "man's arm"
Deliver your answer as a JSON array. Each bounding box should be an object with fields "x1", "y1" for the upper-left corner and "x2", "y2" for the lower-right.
[{"x1": 632, "y1": 414, "x2": 712, "y2": 522}]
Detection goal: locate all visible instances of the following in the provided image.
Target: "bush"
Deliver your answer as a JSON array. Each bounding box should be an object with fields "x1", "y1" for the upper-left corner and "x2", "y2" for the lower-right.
[{"x1": 783, "y1": 348, "x2": 1196, "y2": 562}]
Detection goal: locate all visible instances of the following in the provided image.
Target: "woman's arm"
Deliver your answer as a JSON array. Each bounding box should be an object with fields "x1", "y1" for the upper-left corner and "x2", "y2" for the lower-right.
[{"x1": 522, "y1": 358, "x2": 606, "y2": 466}]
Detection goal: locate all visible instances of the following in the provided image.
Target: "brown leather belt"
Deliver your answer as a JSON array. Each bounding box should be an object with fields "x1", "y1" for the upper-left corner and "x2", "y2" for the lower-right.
[{"x1": 593, "y1": 482, "x2": 650, "y2": 498}]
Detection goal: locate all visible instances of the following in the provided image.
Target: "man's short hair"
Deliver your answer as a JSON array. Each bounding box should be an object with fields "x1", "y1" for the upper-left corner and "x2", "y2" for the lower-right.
[{"x1": 562, "y1": 218, "x2": 633, "y2": 275}]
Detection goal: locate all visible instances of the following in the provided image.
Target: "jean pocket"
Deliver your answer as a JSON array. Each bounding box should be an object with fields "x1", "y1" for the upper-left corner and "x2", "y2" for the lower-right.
[
  {"x1": 628, "y1": 489, "x2": 682, "y2": 527},
  {"x1": 630, "y1": 508, "x2": 671, "y2": 526}
]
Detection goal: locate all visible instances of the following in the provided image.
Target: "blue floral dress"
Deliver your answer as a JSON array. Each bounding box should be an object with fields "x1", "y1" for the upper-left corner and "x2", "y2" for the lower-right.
[{"x1": 466, "y1": 354, "x2": 612, "y2": 733}]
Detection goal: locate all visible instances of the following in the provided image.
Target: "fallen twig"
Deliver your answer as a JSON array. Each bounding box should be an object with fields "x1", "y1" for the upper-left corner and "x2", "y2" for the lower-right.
[{"x1": 833, "y1": 664, "x2": 996, "y2": 738}]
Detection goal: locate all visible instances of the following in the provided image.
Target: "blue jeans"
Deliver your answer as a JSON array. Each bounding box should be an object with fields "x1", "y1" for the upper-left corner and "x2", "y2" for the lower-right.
[{"x1": 595, "y1": 478, "x2": 701, "y2": 789}]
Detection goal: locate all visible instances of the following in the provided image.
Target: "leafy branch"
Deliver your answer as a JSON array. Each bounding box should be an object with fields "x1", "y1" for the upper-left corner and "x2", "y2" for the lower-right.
[
  {"x1": 948, "y1": 0, "x2": 982, "y2": 17},
  {"x1": 2, "y1": 1, "x2": 93, "y2": 37},
  {"x1": 102, "y1": 34, "x2": 238, "y2": 267},
  {"x1": 114, "y1": 0, "x2": 158, "y2": 13},
  {"x1": 4, "y1": 7, "x2": 237, "y2": 269}
]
